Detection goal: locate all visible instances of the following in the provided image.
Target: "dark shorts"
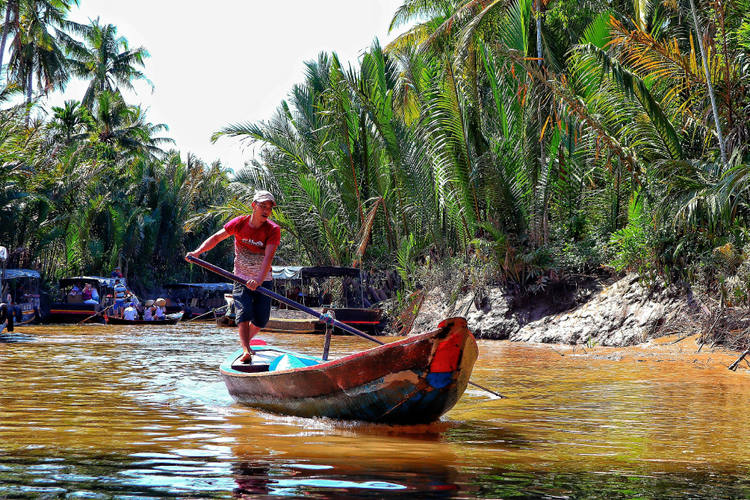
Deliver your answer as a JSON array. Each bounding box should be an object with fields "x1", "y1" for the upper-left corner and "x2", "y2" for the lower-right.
[
  {"x1": 233, "y1": 281, "x2": 273, "y2": 327},
  {"x1": 113, "y1": 299, "x2": 125, "y2": 314}
]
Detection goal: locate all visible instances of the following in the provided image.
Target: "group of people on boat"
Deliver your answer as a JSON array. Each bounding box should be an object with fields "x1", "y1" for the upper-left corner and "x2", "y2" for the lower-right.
[
  {"x1": 69, "y1": 282, "x2": 101, "y2": 305},
  {"x1": 118, "y1": 299, "x2": 167, "y2": 321}
]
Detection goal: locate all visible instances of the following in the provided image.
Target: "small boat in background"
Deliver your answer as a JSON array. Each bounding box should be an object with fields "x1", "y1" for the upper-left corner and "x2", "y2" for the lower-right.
[
  {"x1": 163, "y1": 282, "x2": 232, "y2": 320},
  {"x1": 0, "y1": 268, "x2": 41, "y2": 325},
  {"x1": 105, "y1": 312, "x2": 183, "y2": 325},
  {"x1": 216, "y1": 286, "x2": 380, "y2": 334},
  {"x1": 45, "y1": 276, "x2": 118, "y2": 324},
  {"x1": 1, "y1": 246, "x2": 41, "y2": 325},
  {"x1": 270, "y1": 265, "x2": 385, "y2": 333},
  {"x1": 220, "y1": 317, "x2": 478, "y2": 424}
]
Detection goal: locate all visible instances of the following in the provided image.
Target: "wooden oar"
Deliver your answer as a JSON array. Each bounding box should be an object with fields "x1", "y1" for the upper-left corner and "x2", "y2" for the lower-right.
[
  {"x1": 78, "y1": 303, "x2": 114, "y2": 325},
  {"x1": 186, "y1": 304, "x2": 228, "y2": 323},
  {"x1": 186, "y1": 255, "x2": 505, "y2": 398}
]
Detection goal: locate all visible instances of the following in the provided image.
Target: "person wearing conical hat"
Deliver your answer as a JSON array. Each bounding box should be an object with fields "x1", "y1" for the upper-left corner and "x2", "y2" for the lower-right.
[{"x1": 186, "y1": 190, "x2": 280, "y2": 363}]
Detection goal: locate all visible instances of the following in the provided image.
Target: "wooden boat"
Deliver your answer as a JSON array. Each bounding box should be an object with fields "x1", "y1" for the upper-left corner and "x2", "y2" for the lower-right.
[
  {"x1": 0, "y1": 268, "x2": 41, "y2": 324},
  {"x1": 105, "y1": 312, "x2": 183, "y2": 325},
  {"x1": 220, "y1": 317, "x2": 478, "y2": 424},
  {"x1": 163, "y1": 282, "x2": 233, "y2": 319},
  {"x1": 45, "y1": 276, "x2": 118, "y2": 323},
  {"x1": 322, "y1": 307, "x2": 382, "y2": 332},
  {"x1": 216, "y1": 307, "x2": 324, "y2": 333}
]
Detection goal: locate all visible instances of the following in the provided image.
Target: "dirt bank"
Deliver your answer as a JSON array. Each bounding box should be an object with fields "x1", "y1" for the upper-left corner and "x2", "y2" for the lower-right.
[{"x1": 409, "y1": 272, "x2": 724, "y2": 348}]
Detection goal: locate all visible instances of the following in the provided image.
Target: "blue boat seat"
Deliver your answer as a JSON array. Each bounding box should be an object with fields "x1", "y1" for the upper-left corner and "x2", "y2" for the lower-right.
[{"x1": 269, "y1": 353, "x2": 320, "y2": 371}]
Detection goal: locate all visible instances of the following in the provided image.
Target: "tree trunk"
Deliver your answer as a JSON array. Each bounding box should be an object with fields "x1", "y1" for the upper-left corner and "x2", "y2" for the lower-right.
[
  {"x1": 0, "y1": 2, "x2": 11, "y2": 73},
  {"x1": 536, "y1": 0, "x2": 542, "y2": 67},
  {"x1": 690, "y1": 0, "x2": 727, "y2": 165},
  {"x1": 25, "y1": 69, "x2": 32, "y2": 127}
]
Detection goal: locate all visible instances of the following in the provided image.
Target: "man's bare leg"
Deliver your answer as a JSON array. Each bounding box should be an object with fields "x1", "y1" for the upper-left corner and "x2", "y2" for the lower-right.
[{"x1": 238, "y1": 321, "x2": 262, "y2": 362}]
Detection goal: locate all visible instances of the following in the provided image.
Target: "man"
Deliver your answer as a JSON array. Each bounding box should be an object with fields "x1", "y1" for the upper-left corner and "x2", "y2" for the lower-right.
[
  {"x1": 186, "y1": 190, "x2": 280, "y2": 363},
  {"x1": 123, "y1": 302, "x2": 138, "y2": 321},
  {"x1": 113, "y1": 279, "x2": 127, "y2": 318}
]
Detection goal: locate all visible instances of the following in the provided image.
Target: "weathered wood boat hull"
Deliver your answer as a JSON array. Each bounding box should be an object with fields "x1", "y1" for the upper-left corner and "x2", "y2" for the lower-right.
[
  {"x1": 216, "y1": 311, "x2": 377, "y2": 334},
  {"x1": 105, "y1": 316, "x2": 180, "y2": 325},
  {"x1": 217, "y1": 315, "x2": 323, "y2": 333},
  {"x1": 220, "y1": 317, "x2": 478, "y2": 424},
  {"x1": 45, "y1": 304, "x2": 102, "y2": 324}
]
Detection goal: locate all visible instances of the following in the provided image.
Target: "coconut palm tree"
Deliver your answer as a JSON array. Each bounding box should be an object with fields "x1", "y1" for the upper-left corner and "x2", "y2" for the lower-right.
[
  {"x1": 0, "y1": 0, "x2": 20, "y2": 77},
  {"x1": 64, "y1": 17, "x2": 150, "y2": 108},
  {"x1": 6, "y1": 0, "x2": 74, "y2": 109},
  {"x1": 87, "y1": 90, "x2": 172, "y2": 160}
]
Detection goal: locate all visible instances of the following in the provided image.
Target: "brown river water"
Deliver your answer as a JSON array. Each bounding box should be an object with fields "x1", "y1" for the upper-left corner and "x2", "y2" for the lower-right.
[{"x1": 1, "y1": 322, "x2": 750, "y2": 498}]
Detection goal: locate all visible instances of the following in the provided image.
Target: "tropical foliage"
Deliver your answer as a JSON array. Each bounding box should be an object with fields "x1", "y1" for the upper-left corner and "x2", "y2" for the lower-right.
[
  {"x1": 211, "y1": 0, "x2": 750, "y2": 299},
  {"x1": 0, "y1": 3, "x2": 230, "y2": 292},
  {"x1": 4, "y1": 0, "x2": 750, "y2": 301}
]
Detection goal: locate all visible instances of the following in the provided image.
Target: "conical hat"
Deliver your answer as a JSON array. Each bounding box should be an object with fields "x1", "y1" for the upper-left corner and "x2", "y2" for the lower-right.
[
  {"x1": 145, "y1": 299, "x2": 154, "y2": 307},
  {"x1": 155, "y1": 298, "x2": 166, "y2": 307}
]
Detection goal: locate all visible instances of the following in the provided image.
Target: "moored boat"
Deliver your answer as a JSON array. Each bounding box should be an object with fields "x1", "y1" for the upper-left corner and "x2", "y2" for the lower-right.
[
  {"x1": 0, "y1": 268, "x2": 41, "y2": 325},
  {"x1": 45, "y1": 276, "x2": 120, "y2": 323},
  {"x1": 105, "y1": 312, "x2": 183, "y2": 325},
  {"x1": 220, "y1": 317, "x2": 478, "y2": 424},
  {"x1": 163, "y1": 282, "x2": 232, "y2": 320}
]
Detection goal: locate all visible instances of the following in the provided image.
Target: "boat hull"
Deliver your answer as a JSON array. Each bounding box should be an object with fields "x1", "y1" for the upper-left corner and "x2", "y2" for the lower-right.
[
  {"x1": 220, "y1": 317, "x2": 478, "y2": 424},
  {"x1": 216, "y1": 308, "x2": 380, "y2": 334},
  {"x1": 46, "y1": 304, "x2": 102, "y2": 324},
  {"x1": 105, "y1": 316, "x2": 180, "y2": 325}
]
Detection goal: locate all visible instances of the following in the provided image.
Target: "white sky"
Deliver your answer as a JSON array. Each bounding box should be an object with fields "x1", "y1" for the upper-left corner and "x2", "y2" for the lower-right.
[{"x1": 46, "y1": 0, "x2": 404, "y2": 173}]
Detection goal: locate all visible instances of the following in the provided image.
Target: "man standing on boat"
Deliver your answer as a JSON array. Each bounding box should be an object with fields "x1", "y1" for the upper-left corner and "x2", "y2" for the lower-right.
[{"x1": 186, "y1": 190, "x2": 280, "y2": 363}]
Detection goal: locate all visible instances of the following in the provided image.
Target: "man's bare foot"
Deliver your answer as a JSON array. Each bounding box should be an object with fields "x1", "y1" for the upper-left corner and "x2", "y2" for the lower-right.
[{"x1": 239, "y1": 351, "x2": 253, "y2": 364}]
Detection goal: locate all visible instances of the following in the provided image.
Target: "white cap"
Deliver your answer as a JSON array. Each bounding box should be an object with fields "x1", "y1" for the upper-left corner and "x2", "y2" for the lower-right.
[{"x1": 252, "y1": 190, "x2": 276, "y2": 206}]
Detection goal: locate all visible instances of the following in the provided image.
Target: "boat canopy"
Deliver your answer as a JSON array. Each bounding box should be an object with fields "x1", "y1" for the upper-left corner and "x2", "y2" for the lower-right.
[
  {"x1": 164, "y1": 282, "x2": 233, "y2": 292},
  {"x1": 3, "y1": 269, "x2": 40, "y2": 280},
  {"x1": 59, "y1": 276, "x2": 120, "y2": 288},
  {"x1": 272, "y1": 266, "x2": 361, "y2": 280}
]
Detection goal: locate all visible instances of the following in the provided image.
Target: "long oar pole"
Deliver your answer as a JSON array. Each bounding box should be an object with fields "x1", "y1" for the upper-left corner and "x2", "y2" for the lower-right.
[
  {"x1": 78, "y1": 303, "x2": 114, "y2": 325},
  {"x1": 186, "y1": 304, "x2": 228, "y2": 323},
  {"x1": 186, "y1": 256, "x2": 383, "y2": 345},
  {"x1": 187, "y1": 256, "x2": 505, "y2": 399}
]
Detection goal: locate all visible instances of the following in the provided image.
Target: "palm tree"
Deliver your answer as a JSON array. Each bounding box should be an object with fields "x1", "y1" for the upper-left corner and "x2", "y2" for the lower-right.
[
  {"x1": 688, "y1": 0, "x2": 727, "y2": 165},
  {"x1": 49, "y1": 98, "x2": 89, "y2": 142},
  {"x1": 0, "y1": 0, "x2": 20, "y2": 77},
  {"x1": 87, "y1": 90, "x2": 172, "y2": 160},
  {"x1": 64, "y1": 18, "x2": 151, "y2": 108},
  {"x1": 6, "y1": 0, "x2": 76, "y2": 106}
]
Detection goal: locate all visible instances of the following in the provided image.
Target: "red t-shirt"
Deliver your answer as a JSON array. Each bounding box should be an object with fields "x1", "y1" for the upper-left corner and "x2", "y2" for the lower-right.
[{"x1": 224, "y1": 215, "x2": 281, "y2": 281}]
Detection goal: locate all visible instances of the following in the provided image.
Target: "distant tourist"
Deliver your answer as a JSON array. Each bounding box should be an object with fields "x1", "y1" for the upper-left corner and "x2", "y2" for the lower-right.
[
  {"x1": 143, "y1": 303, "x2": 154, "y2": 321},
  {"x1": 123, "y1": 303, "x2": 138, "y2": 321},
  {"x1": 111, "y1": 266, "x2": 123, "y2": 279},
  {"x1": 82, "y1": 283, "x2": 98, "y2": 305},
  {"x1": 113, "y1": 279, "x2": 127, "y2": 317}
]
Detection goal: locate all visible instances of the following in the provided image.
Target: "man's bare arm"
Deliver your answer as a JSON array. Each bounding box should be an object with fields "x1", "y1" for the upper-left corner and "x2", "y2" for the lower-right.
[{"x1": 185, "y1": 229, "x2": 230, "y2": 261}]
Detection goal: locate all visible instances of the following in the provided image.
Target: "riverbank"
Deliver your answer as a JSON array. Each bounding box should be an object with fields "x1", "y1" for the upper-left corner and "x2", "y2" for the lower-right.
[{"x1": 409, "y1": 271, "x2": 750, "y2": 352}]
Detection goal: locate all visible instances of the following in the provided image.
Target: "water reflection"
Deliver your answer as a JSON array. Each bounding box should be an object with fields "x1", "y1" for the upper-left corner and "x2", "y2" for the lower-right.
[
  {"x1": 0, "y1": 332, "x2": 35, "y2": 343},
  {"x1": 2, "y1": 323, "x2": 750, "y2": 497}
]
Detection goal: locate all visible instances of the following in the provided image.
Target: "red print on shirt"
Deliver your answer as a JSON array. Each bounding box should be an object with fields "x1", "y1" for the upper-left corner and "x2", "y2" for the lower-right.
[{"x1": 224, "y1": 215, "x2": 281, "y2": 280}]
